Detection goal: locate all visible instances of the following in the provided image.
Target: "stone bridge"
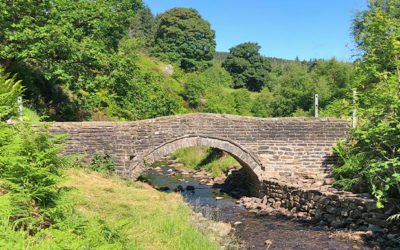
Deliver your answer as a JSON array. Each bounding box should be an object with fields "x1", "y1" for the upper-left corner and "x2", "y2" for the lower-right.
[{"x1": 50, "y1": 113, "x2": 348, "y2": 195}]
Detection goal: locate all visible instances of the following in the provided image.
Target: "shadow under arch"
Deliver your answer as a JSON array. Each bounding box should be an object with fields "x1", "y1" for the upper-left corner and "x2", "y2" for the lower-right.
[{"x1": 129, "y1": 135, "x2": 264, "y2": 195}]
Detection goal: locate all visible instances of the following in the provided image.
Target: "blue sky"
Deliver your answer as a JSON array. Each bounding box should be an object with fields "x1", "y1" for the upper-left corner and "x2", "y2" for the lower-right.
[{"x1": 143, "y1": 0, "x2": 368, "y2": 62}]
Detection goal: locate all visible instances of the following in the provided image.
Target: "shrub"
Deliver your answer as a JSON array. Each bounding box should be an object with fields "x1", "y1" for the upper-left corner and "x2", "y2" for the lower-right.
[{"x1": 88, "y1": 153, "x2": 115, "y2": 174}]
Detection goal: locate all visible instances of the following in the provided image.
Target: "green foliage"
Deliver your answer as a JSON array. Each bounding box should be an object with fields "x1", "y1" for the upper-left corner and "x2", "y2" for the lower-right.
[
  {"x1": 201, "y1": 149, "x2": 238, "y2": 177},
  {"x1": 251, "y1": 88, "x2": 273, "y2": 117},
  {"x1": 22, "y1": 107, "x2": 41, "y2": 123},
  {"x1": 88, "y1": 153, "x2": 115, "y2": 175},
  {"x1": 182, "y1": 65, "x2": 233, "y2": 109},
  {"x1": 232, "y1": 89, "x2": 253, "y2": 116},
  {"x1": 0, "y1": 67, "x2": 24, "y2": 120},
  {"x1": 320, "y1": 98, "x2": 352, "y2": 118},
  {"x1": 0, "y1": 1, "x2": 358, "y2": 121},
  {"x1": 202, "y1": 88, "x2": 236, "y2": 114},
  {"x1": 171, "y1": 147, "x2": 239, "y2": 177},
  {"x1": 152, "y1": 8, "x2": 216, "y2": 71},
  {"x1": 1, "y1": 0, "x2": 182, "y2": 121},
  {"x1": 0, "y1": 199, "x2": 137, "y2": 249},
  {"x1": 0, "y1": 104, "x2": 71, "y2": 237},
  {"x1": 269, "y1": 63, "x2": 313, "y2": 116},
  {"x1": 0, "y1": 122, "x2": 68, "y2": 208},
  {"x1": 333, "y1": 0, "x2": 400, "y2": 207},
  {"x1": 183, "y1": 75, "x2": 206, "y2": 108},
  {"x1": 222, "y1": 42, "x2": 271, "y2": 91},
  {"x1": 171, "y1": 146, "x2": 209, "y2": 169},
  {"x1": 130, "y1": 5, "x2": 157, "y2": 48}
]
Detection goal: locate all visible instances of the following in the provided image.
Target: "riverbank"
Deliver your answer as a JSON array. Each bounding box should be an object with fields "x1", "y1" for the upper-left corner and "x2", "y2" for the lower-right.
[
  {"x1": 64, "y1": 168, "x2": 232, "y2": 249},
  {"x1": 143, "y1": 163, "x2": 373, "y2": 249},
  {"x1": 154, "y1": 156, "x2": 399, "y2": 249}
]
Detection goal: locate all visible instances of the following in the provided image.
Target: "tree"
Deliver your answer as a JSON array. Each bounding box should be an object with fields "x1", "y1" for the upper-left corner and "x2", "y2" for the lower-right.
[
  {"x1": 0, "y1": 0, "x2": 183, "y2": 121},
  {"x1": 333, "y1": 0, "x2": 400, "y2": 207},
  {"x1": 129, "y1": 5, "x2": 157, "y2": 47},
  {"x1": 152, "y1": 8, "x2": 216, "y2": 71},
  {"x1": 232, "y1": 89, "x2": 252, "y2": 116},
  {"x1": 251, "y1": 88, "x2": 273, "y2": 117},
  {"x1": 222, "y1": 42, "x2": 271, "y2": 91},
  {"x1": 270, "y1": 62, "x2": 313, "y2": 116}
]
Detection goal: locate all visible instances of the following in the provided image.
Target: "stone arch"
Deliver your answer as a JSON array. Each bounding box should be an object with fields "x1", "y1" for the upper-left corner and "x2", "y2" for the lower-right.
[{"x1": 129, "y1": 135, "x2": 264, "y2": 192}]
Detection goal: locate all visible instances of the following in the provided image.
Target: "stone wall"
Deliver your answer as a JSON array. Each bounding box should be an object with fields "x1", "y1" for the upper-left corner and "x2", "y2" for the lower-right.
[
  {"x1": 238, "y1": 180, "x2": 399, "y2": 247},
  {"x1": 49, "y1": 113, "x2": 348, "y2": 189}
]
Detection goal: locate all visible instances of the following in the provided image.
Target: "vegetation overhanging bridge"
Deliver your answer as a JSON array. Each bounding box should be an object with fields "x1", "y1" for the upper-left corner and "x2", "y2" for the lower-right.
[{"x1": 49, "y1": 113, "x2": 348, "y2": 195}]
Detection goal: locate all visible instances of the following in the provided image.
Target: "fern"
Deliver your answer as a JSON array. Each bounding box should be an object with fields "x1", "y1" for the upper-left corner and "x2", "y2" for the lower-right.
[
  {"x1": 387, "y1": 213, "x2": 400, "y2": 221},
  {"x1": 0, "y1": 67, "x2": 24, "y2": 121}
]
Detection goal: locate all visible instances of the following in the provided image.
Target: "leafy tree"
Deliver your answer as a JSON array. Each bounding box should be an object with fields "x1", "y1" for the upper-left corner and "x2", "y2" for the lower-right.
[
  {"x1": 269, "y1": 63, "x2": 313, "y2": 116},
  {"x1": 232, "y1": 89, "x2": 252, "y2": 116},
  {"x1": 0, "y1": 0, "x2": 143, "y2": 120},
  {"x1": 0, "y1": 0, "x2": 184, "y2": 121},
  {"x1": 222, "y1": 42, "x2": 271, "y2": 91},
  {"x1": 183, "y1": 77, "x2": 206, "y2": 109},
  {"x1": 182, "y1": 64, "x2": 232, "y2": 109},
  {"x1": 333, "y1": 0, "x2": 400, "y2": 207},
  {"x1": 270, "y1": 85, "x2": 300, "y2": 117},
  {"x1": 202, "y1": 87, "x2": 236, "y2": 114},
  {"x1": 310, "y1": 58, "x2": 354, "y2": 105},
  {"x1": 130, "y1": 5, "x2": 157, "y2": 47},
  {"x1": 152, "y1": 8, "x2": 216, "y2": 71},
  {"x1": 251, "y1": 88, "x2": 273, "y2": 117}
]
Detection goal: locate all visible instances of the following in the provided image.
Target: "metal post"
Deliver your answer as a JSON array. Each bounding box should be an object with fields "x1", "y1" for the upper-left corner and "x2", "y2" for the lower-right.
[
  {"x1": 314, "y1": 94, "x2": 318, "y2": 118},
  {"x1": 17, "y1": 96, "x2": 23, "y2": 122},
  {"x1": 352, "y1": 90, "x2": 357, "y2": 128}
]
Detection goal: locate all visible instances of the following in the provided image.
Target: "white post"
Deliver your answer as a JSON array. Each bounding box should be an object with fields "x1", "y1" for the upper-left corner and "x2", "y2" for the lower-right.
[
  {"x1": 17, "y1": 96, "x2": 23, "y2": 122},
  {"x1": 352, "y1": 90, "x2": 357, "y2": 128},
  {"x1": 314, "y1": 94, "x2": 319, "y2": 118}
]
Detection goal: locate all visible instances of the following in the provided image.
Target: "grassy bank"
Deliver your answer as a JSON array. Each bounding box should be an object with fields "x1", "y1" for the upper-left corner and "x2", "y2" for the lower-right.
[
  {"x1": 170, "y1": 147, "x2": 240, "y2": 176},
  {"x1": 64, "y1": 169, "x2": 220, "y2": 249},
  {"x1": 0, "y1": 168, "x2": 222, "y2": 249}
]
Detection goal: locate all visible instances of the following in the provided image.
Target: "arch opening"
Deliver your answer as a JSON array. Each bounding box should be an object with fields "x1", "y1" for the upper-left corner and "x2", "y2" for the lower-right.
[{"x1": 129, "y1": 135, "x2": 264, "y2": 196}]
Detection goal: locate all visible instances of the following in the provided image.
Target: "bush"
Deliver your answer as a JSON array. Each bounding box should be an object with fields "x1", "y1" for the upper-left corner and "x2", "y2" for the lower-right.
[{"x1": 88, "y1": 153, "x2": 115, "y2": 174}]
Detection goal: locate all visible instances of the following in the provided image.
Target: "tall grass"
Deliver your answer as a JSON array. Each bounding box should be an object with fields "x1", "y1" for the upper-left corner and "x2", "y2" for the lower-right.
[
  {"x1": 171, "y1": 146, "x2": 241, "y2": 176},
  {"x1": 64, "y1": 169, "x2": 219, "y2": 250},
  {"x1": 171, "y1": 146, "x2": 209, "y2": 169}
]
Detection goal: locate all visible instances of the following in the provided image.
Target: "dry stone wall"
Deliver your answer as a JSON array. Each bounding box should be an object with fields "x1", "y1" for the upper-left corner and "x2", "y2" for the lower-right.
[
  {"x1": 237, "y1": 180, "x2": 400, "y2": 247},
  {"x1": 49, "y1": 113, "x2": 348, "y2": 190}
]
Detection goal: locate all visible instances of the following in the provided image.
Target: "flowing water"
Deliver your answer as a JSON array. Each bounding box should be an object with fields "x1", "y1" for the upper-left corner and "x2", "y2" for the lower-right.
[{"x1": 142, "y1": 165, "x2": 370, "y2": 250}]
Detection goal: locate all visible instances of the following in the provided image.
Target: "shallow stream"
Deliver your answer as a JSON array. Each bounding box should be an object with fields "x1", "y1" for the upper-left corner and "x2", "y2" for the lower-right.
[{"x1": 142, "y1": 165, "x2": 370, "y2": 249}]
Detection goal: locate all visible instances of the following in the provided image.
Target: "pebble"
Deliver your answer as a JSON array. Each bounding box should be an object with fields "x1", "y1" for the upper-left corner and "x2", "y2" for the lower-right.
[
  {"x1": 216, "y1": 197, "x2": 224, "y2": 200},
  {"x1": 233, "y1": 221, "x2": 242, "y2": 226}
]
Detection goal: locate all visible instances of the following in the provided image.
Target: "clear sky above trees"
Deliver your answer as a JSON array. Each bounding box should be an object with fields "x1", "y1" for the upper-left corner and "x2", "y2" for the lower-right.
[{"x1": 143, "y1": 0, "x2": 367, "y2": 62}]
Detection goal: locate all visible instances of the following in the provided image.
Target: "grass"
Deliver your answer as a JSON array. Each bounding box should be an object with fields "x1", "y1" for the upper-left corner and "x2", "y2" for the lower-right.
[
  {"x1": 22, "y1": 107, "x2": 41, "y2": 122},
  {"x1": 63, "y1": 169, "x2": 219, "y2": 250},
  {"x1": 204, "y1": 154, "x2": 238, "y2": 177},
  {"x1": 171, "y1": 146, "x2": 241, "y2": 177},
  {"x1": 170, "y1": 146, "x2": 209, "y2": 169}
]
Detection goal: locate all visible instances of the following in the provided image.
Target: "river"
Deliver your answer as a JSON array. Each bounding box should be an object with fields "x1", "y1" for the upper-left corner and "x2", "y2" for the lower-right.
[{"x1": 142, "y1": 164, "x2": 370, "y2": 249}]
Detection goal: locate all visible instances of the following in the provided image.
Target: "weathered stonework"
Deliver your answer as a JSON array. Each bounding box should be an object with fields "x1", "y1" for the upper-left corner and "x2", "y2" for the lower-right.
[
  {"x1": 49, "y1": 113, "x2": 348, "y2": 192},
  {"x1": 238, "y1": 180, "x2": 400, "y2": 248}
]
